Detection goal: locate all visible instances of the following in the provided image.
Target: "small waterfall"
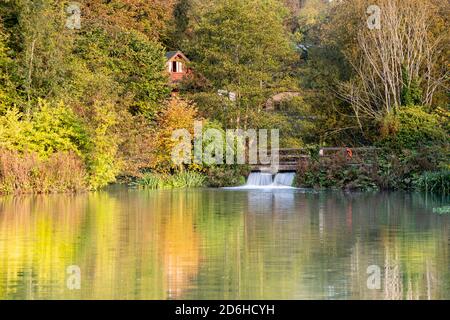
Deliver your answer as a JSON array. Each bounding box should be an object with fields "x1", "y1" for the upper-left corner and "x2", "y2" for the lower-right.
[
  {"x1": 246, "y1": 172, "x2": 273, "y2": 186},
  {"x1": 273, "y1": 172, "x2": 295, "y2": 187},
  {"x1": 232, "y1": 171, "x2": 295, "y2": 189}
]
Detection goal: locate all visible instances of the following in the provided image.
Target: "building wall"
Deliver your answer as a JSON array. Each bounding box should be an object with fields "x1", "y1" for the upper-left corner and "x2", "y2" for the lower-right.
[
  {"x1": 169, "y1": 70, "x2": 186, "y2": 82},
  {"x1": 167, "y1": 58, "x2": 187, "y2": 83}
]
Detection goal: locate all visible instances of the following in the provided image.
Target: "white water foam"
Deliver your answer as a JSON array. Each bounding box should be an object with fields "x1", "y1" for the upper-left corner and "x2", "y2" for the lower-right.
[
  {"x1": 273, "y1": 172, "x2": 295, "y2": 187},
  {"x1": 225, "y1": 172, "x2": 297, "y2": 190}
]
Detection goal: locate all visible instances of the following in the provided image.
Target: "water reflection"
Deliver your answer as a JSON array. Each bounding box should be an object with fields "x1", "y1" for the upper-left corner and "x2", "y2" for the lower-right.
[{"x1": 0, "y1": 189, "x2": 448, "y2": 300}]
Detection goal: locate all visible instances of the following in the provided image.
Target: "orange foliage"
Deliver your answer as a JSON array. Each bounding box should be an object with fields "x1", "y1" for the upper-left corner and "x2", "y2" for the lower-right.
[
  {"x1": 151, "y1": 98, "x2": 202, "y2": 172},
  {"x1": 83, "y1": 0, "x2": 176, "y2": 40},
  {"x1": 116, "y1": 113, "x2": 156, "y2": 177},
  {"x1": 0, "y1": 149, "x2": 87, "y2": 194}
]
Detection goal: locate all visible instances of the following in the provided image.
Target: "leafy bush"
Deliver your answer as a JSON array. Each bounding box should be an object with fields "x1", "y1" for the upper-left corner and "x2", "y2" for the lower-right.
[
  {"x1": 0, "y1": 101, "x2": 120, "y2": 191},
  {"x1": 0, "y1": 29, "x2": 19, "y2": 113},
  {"x1": 0, "y1": 101, "x2": 89, "y2": 158},
  {"x1": 85, "y1": 102, "x2": 122, "y2": 190},
  {"x1": 295, "y1": 152, "x2": 378, "y2": 191},
  {"x1": 151, "y1": 98, "x2": 201, "y2": 172},
  {"x1": 134, "y1": 173, "x2": 165, "y2": 189},
  {"x1": 379, "y1": 106, "x2": 448, "y2": 150},
  {"x1": 373, "y1": 147, "x2": 447, "y2": 190},
  {"x1": 401, "y1": 67, "x2": 423, "y2": 107},
  {"x1": 295, "y1": 145, "x2": 449, "y2": 194},
  {"x1": 169, "y1": 171, "x2": 206, "y2": 188},
  {"x1": 206, "y1": 165, "x2": 250, "y2": 187}
]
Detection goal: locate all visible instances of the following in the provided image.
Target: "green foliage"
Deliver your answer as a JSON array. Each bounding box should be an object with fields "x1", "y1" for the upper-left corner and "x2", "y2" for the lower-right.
[
  {"x1": 295, "y1": 153, "x2": 378, "y2": 191},
  {"x1": 30, "y1": 101, "x2": 90, "y2": 157},
  {"x1": 135, "y1": 172, "x2": 165, "y2": 189},
  {"x1": 0, "y1": 0, "x2": 448, "y2": 194},
  {"x1": 0, "y1": 100, "x2": 120, "y2": 191},
  {"x1": 0, "y1": 108, "x2": 31, "y2": 151},
  {"x1": 75, "y1": 27, "x2": 170, "y2": 119},
  {"x1": 0, "y1": 28, "x2": 19, "y2": 112},
  {"x1": 184, "y1": 0, "x2": 298, "y2": 128},
  {"x1": 401, "y1": 67, "x2": 423, "y2": 107},
  {"x1": 377, "y1": 144, "x2": 448, "y2": 192},
  {"x1": 206, "y1": 165, "x2": 250, "y2": 188},
  {"x1": 171, "y1": 171, "x2": 206, "y2": 188},
  {"x1": 85, "y1": 102, "x2": 121, "y2": 190},
  {"x1": 134, "y1": 171, "x2": 206, "y2": 189},
  {"x1": 0, "y1": 1, "x2": 172, "y2": 193},
  {"x1": 248, "y1": 96, "x2": 317, "y2": 148},
  {"x1": 413, "y1": 170, "x2": 450, "y2": 195},
  {"x1": 0, "y1": 100, "x2": 89, "y2": 158},
  {"x1": 187, "y1": 92, "x2": 237, "y2": 127},
  {"x1": 1, "y1": 0, "x2": 75, "y2": 110},
  {"x1": 296, "y1": 146, "x2": 449, "y2": 194},
  {"x1": 169, "y1": 0, "x2": 192, "y2": 48},
  {"x1": 378, "y1": 106, "x2": 448, "y2": 150}
]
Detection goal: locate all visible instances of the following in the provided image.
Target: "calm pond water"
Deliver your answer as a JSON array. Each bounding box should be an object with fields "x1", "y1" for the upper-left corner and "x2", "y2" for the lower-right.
[{"x1": 0, "y1": 188, "x2": 448, "y2": 300}]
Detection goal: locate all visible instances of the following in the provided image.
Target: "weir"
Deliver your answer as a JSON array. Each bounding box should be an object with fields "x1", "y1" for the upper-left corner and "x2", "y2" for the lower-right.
[
  {"x1": 272, "y1": 172, "x2": 296, "y2": 187},
  {"x1": 230, "y1": 171, "x2": 296, "y2": 189},
  {"x1": 246, "y1": 172, "x2": 273, "y2": 186}
]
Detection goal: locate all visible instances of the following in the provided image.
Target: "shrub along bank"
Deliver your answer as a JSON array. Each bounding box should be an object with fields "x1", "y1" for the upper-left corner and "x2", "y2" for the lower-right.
[{"x1": 295, "y1": 107, "x2": 449, "y2": 194}]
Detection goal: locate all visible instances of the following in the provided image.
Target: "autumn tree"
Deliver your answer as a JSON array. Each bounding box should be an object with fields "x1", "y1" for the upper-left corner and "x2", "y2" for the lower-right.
[
  {"x1": 151, "y1": 98, "x2": 201, "y2": 172},
  {"x1": 183, "y1": 0, "x2": 298, "y2": 128},
  {"x1": 0, "y1": 0, "x2": 76, "y2": 113},
  {"x1": 0, "y1": 1, "x2": 174, "y2": 184},
  {"x1": 334, "y1": 0, "x2": 449, "y2": 122},
  {"x1": 82, "y1": 0, "x2": 177, "y2": 42},
  {"x1": 73, "y1": 27, "x2": 170, "y2": 118},
  {"x1": 0, "y1": 27, "x2": 18, "y2": 111}
]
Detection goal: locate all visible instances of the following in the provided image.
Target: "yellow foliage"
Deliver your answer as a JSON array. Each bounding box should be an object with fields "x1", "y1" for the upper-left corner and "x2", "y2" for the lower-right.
[{"x1": 151, "y1": 98, "x2": 202, "y2": 172}]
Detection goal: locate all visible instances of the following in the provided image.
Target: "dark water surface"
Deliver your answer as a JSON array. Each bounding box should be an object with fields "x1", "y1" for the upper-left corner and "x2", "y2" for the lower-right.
[{"x1": 0, "y1": 188, "x2": 448, "y2": 299}]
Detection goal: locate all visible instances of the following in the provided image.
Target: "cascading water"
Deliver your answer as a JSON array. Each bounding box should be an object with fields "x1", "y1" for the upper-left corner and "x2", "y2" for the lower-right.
[
  {"x1": 225, "y1": 171, "x2": 296, "y2": 189},
  {"x1": 245, "y1": 172, "x2": 273, "y2": 186},
  {"x1": 273, "y1": 172, "x2": 295, "y2": 187}
]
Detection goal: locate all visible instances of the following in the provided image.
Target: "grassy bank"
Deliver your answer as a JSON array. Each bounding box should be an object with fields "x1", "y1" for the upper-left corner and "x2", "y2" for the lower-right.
[
  {"x1": 133, "y1": 171, "x2": 206, "y2": 189},
  {"x1": 132, "y1": 165, "x2": 250, "y2": 190}
]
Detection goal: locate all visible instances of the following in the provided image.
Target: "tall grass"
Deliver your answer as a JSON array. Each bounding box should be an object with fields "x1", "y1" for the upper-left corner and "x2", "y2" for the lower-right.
[
  {"x1": 0, "y1": 148, "x2": 87, "y2": 194},
  {"x1": 134, "y1": 171, "x2": 206, "y2": 189},
  {"x1": 135, "y1": 173, "x2": 164, "y2": 189},
  {"x1": 414, "y1": 170, "x2": 449, "y2": 195}
]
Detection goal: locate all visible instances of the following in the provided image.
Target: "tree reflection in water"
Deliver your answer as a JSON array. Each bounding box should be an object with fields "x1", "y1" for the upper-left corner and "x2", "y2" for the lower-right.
[{"x1": 0, "y1": 189, "x2": 448, "y2": 299}]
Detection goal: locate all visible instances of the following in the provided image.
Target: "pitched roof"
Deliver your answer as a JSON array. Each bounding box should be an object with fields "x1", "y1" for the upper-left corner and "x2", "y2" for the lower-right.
[
  {"x1": 165, "y1": 51, "x2": 178, "y2": 59},
  {"x1": 165, "y1": 50, "x2": 190, "y2": 62}
]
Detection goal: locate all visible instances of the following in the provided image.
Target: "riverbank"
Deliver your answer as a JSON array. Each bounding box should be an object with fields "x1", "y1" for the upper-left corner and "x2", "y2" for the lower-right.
[
  {"x1": 1, "y1": 153, "x2": 448, "y2": 196},
  {"x1": 294, "y1": 148, "x2": 449, "y2": 195}
]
